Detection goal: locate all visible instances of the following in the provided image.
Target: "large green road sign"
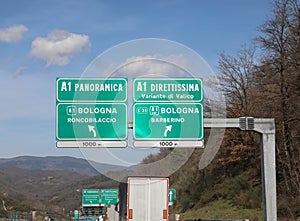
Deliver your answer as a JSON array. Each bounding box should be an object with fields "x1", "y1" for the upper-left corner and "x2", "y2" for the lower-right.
[
  {"x1": 56, "y1": 103, "x2": 127, "y2": 140},
  {"x1": 56, "y1": 103, "x2": 127, "y2": 147},
  {"x1": 57, "y1": 78, "x2": 127, "y2": 102},
  {"x1": 133, "y1": 103, "x2": 203, "y2": 140},
  {"x1": 133, "y1": 78, "x2": 204, "y2": 148},
  {"x1": 82, "y1": 189, "x2": 100, "y2": 207},
  {"x1": 56, "y1": 78, "x2": 128, "y2": 148}
]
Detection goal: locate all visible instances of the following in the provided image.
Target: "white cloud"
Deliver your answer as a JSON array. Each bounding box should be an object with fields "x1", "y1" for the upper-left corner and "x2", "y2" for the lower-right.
[
  {"x1": 0, "y1": 24, "x2": 28, "y2": 43},
  {"x1": 103, "y1": 54, "x2": 191, "y2": 77},
  {"x1": 30, "y1": 30, "x2": 90, "y2": 67}
]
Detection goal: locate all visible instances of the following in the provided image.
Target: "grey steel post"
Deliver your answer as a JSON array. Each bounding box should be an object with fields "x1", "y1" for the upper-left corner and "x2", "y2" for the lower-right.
[
  {"x1": 203, "y1": 118, "x2": 277, "y2": 221},
  {"x1": 253, "y1": 118, "x2": 276, "y2": 221}
]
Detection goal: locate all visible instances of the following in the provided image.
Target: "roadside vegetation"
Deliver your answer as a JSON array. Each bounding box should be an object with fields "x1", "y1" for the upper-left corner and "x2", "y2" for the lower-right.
[{"x1": 145, "y1": 0, "x2": 300, "y2": 220}]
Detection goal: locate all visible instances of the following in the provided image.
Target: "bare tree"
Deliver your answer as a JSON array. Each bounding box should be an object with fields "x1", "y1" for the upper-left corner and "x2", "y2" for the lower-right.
[
  {"x1": 217, "y1": 44, "x2": 257, "y2": 117},
  {"x1": 217, "y1": 0, "x2": 300, "y2": 217},
  {"x1": 256, "y1": 0, "x2": 300, "y2": 200}
]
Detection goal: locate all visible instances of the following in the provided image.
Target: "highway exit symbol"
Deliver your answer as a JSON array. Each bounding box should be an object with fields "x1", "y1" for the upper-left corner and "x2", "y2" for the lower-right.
[{"x1": 164, "y1": 125, "x2": 172, "y2": 137}]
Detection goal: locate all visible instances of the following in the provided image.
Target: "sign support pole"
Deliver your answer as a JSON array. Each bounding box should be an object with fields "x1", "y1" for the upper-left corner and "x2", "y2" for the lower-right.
[{"x1": 128, "y1": 117, "x2": 277, "y2": 221}]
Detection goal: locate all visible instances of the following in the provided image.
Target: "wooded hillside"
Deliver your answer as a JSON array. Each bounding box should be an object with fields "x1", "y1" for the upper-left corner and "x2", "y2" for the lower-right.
[{"x1": 143, "y1": 0, "x2": 300, "y2": 219}]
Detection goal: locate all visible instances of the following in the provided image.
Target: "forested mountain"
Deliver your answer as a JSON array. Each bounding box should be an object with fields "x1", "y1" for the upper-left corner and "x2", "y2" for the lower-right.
[
  {"x1": 0, "y1": 166, "x2": 119, "y2": 218},
  {"x1": 0, "y1": 156, "x2": 127, "y2": 176}
]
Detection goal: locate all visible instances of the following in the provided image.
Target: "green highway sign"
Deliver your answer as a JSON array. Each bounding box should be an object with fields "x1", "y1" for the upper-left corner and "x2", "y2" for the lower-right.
[
  {"x1": 133, "y1": 78, "x2": 203, "y2": 102},
  {"x1": 56, "y1": 77, "x2": 205, "y2": 148},
  {"x1": 57, "y1": 78, "x2": 127, "y2": 102},
  {"x1": 169, "y1": 189, "x2": 176, "y2": 203},
  {"x1": 56, "y1": 103, "x2": 127, "y2": 140},
  {"x1": 82, "y1": 189, "x2": 100, "y2": 207},
  {"x1": 56, "y1": 77, "x2": 128, "y2": 148},
  {"x1": 100, "y1": 189, "x2": 118, "y2": 205},
  {"x1": 133, "y1": 103, "x2": 203, "y2": 140},
  {"x1": 133, "y1": 78, "x2": 204, "y2": 148}
]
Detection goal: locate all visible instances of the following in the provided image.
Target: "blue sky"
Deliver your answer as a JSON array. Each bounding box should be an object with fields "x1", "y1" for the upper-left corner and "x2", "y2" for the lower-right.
[{"x1": 0, "y1": 0, "x2": 272, "y2": 166}]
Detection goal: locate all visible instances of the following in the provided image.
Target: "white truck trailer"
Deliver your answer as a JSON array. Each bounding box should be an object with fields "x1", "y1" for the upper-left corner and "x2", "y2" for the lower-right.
[{"x1": 118, "y1": 176, "x2": 169, "y2": 221}]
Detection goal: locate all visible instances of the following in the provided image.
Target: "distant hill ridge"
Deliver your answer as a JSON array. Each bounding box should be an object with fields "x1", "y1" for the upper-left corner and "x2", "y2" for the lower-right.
[{"x1": 0, "y1": 156, "x2": 127, "y2": 176}]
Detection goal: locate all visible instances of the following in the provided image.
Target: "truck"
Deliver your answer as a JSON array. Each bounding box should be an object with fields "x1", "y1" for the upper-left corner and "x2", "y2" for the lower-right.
[{"x1": 118, "y1": 176, "x2": 169, "y2": 221}]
